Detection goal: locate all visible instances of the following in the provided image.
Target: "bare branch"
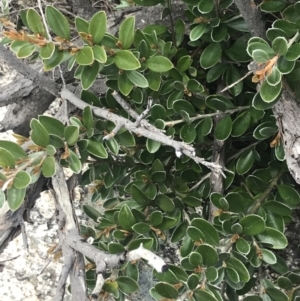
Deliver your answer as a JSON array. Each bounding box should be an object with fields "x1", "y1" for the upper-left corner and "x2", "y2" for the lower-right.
[
  {"x1": 219, "y1": 70, "x2": 253, "y2": 94},
  {"x1": 234, "y1": 0, "x2": 266, "y2": 39},
  {"x1": 61, "y1": 88, "x2": 227, "y2": 173}
]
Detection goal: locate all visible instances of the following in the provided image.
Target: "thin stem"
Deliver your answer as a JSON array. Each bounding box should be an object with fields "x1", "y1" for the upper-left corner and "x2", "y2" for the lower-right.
[
  {"x1": 37, "y1": 0, "x2": 66, "y2": 87},
  {"x1": 248, "y1": 169, "x2": 285, "y2": 214},
  {"x1": 167, "y1": 0, "x2": 177, "y2": 48},
  {"x1": 165, "y1": 106, "x2": 250, "y2": 127},
  {"x1": 288, "y1": 32, "x2": 300, "y2": 47},
  {"x1": 226, "y1": 141, "x2": 261, "y2": 163},
  {"x1": 219, "y1": 70, "x2": 253, "y2": 94}
]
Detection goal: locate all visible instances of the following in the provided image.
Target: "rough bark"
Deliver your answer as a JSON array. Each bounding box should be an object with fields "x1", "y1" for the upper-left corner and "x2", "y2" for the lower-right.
[{"x1": 234, "y1": 0, "x2": 300, "y2": 184}]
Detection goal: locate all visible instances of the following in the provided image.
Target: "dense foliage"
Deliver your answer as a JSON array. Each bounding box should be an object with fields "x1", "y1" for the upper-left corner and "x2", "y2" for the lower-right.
[{"x1": 1, "y1": 0, "x2": 300, "y2": 300}]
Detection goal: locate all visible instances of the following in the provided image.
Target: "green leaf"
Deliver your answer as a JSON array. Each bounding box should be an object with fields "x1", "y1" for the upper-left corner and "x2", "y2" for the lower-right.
[
  {"x1": 126, "y1": 70, "x2": 149, "y2": 88},
  {"x1": 266, "y1": 66, "x2": 282, "y2": 86},
  {"x1": 76, "y1": 46, "x2": 94, "y2": 65},
  {"x1": 226, "y1": 65, "x2": 243, "y2": 96},
  {"x1": 42, "y1": 156, "x2": 56, "y2": 177},
  {"x1": 226, "y1": 256, "x2": 250, "y2": 282},
  {"x1": 200, "y1": 43, "x2": 222, "y2": 69},
  {"x1": 87, "y1": 139, "x2": 108, "y2": 158},
  {"x1": 256, "y1": 227, "x2": 288, "y2": 249},
  {"x1": 198, "y1": 0, "x2": 214, "y2": 12},
  {"x1": 118, "y1": 72, "x2": 134, "y2": 96},
  {"x1": 285, "y1": 43, "x2": 300, "y2": 61},
  {"x1": 277, "y1": 184, "x2": 300, "y2": 205},
  {"x1": 266, "y1": 287, "x2": 288, "y2": 301},
  {"x1": 115, "y1": 50, "x2": 141, "y2": 70},
  {"x1": 146, "y1": 56, "x2": 173, "y2": 72},
  {"x1": 211, "y1": 24, "x2": 228, "y2": 42},
  {"x1": 132, "y1": 222, "x2": 151, "y2": 234},
  {"x1": 43, "y1": 47, "x2": 64, "y2": 71},
  {"x1": 39, "y1": 42, "x2": 55, "y2": 60},
  {"x1": 39, "y1": 116, "x2": 65, "y2": 138},
  {"x1": 146, "y1": 139, "x2": 161, "y2": 153},
  {"x1": 272, "y1": 37, "x2": 288, "y2": 55},
  {"x1": 116, "y1": 276, "x2": 139, "y2": 294},
  {"x1": 240, "y1": 215, "x2": 265, "y2": 236},
  {"x1": 190, "y1": 24, "x2": 206, "y2": 41},
  {"x1": 155, "y1": 282, "x2": 178, "y2": 299},
  {"x1": 14, "y1": 171, "x2": 31, "y2": 189},
  {"x1": 193, "y1": 289, "x2": 218, "y2": 301},
  {"x1": 66, "y1": 149, "x2": 82, "y2": 174},
  {"x1": 31, "y1": 119, "x2": 49, "y2": 147},
  {"x1": 180, "y1": 124, "x2": 196, "y2": 144},
  {"x1": 89, "y1": 11, "x2": 107, "y2": 44},
  {"x1": 171, "y1": 221, "x2": 188, "y2": 242},
  {"x1": 75, "y1": 16, "x2": 89, "y2": 34},
  {"x1": 236, "y1": 237, "x2": 250, "y2": 254},
  {"x1": 81, "y1": 61, "x2": 101, "y2": 90},
  {"x1": 105, "y1": 138, "x2": 119, "y2": 155},
  {"x1": 191, "y1": 218, "x2": 219, "y2": 246},
  {"x1": 236, "y1": 149, "x2": 255, "y2": 175},
  {"x1": 27, "y1": 8, "x2": 46, "y2": 36},
  {"x1": 215, "y1": 115, "x2": 232, "y2": 141},
  {"x1": 92, "y1": 45, "x2": 107, "y2": 63},
  {"x1": 82, "y1": 204, "x2": 101, "y2": 222},
  {"x1": 7, "y1": 187, "x2": 26, "y2": 211},
  {"x1": 260, "y1": 0, "x2": 286, "y2": 12},
  {"x1": 196, "y1": 244, "x2": 218, "y2": 267},
  {"x1": 119, "y1": 16, "x2": 135, "y2": 49},
  {"x1": 277, "y1": 55, "x2": 296, "y2": 74},
  {"x1": 64, "y1": 126, "x2": 79, "y2": 146},
  {"x1": 118, "y1": 204, "x2": 136, "y2": 231},
  {"x1": 146, "y1": 71, "x2": 161, "y2": 91},
  {"x1": 17, "y1": 44, "x2": 36, "y2": 59},
  {"x1": 252, "y1": 49, "x2": 269, "y2": 63},
  {"x1": 156, "y1": 194, "x2": 175, "y2": 212},
  {"x1": 108, "y1": 242, "x2": 125, "y2": 254},
  {"x1": 261, "y1": 249, "x2": 277, "y2": 264},
  {"x1": 177, "y1": 55, "x2": 192, "y2": 72},
  {"x1": 0, "y1": 141, "x2": 27, "y2": 160},
  {"x1": 231, "y1": 111, "x2": 251, "y2": 137},
  {"x1": 46, "y1": 6, "x2": 70, "y2": 40}
]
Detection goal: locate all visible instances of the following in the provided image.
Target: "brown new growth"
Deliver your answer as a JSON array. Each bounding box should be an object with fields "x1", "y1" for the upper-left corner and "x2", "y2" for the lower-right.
[
  {"x1": 270, "y1": 132, "x2": 281, "y2": 148},
  {"x1": 3, "y1": 30, "x2": 47, "y2": 46},
  {"x1": 252, "y1": 55, "x2": 278, "y2": 83}
]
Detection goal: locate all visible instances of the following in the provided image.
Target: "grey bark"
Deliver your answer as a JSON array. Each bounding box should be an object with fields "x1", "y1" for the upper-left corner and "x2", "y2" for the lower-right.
[{"x1": 234, "y1": 0, "x2": 300, "y2": 184}]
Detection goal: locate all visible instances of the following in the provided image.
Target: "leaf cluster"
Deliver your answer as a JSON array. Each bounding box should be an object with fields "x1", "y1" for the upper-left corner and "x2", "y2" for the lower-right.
[{"x1": 1, "y1": 1, "x2": 300, "y2": 300}]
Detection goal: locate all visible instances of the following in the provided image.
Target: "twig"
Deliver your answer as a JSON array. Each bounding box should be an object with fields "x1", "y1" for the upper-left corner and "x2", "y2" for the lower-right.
[
  {"x1": 103, "y1": 122, "x2": 124, "y2": 140},
  {"x1": 38, "y1": 244, "x2": 62, "y2": 276},
  {"x1": 190, "y1": 172, "x2": 211, "y2": 191},
  {"x1": 91, "y1": 273, "x2": 105, "y2": 300},
  {"x1": 37, "y1": 0, "x2": 66, "y2": 87},
  {"x1": 134, "y1": 96, "x2": 153, "y2": 127},
  {"x1": 165, "y1": 106, "x2": 250, "y2": 127},
  {"x1": 112, "y1": 91, "x2": 163, "y2": 134},
  {"x1": 248, "y1": 169, "x2": 285, "y2": 214},
  {"x1": 219, "y1": 70, "x2": 253, "y2": 94},
  {"x1": 226, "y1": 141, "x2": 261, "y2": 163},
  {"x1": 61, "y1": 88, "x2": 228, "y2": 174},
  {"x1": 0, "y1": 6, "x2": 39, "y2": 17},
  {"x1": 20, "y1": 220, "x2": 28, "y2": 251}
]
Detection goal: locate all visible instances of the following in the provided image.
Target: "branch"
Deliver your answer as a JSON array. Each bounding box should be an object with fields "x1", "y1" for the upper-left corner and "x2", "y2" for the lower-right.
[
  {"x1": 61, "y1": 88, "x2": 228, "y2": 174},
  {"x1": 219, "y1": 70, "x2": 253, "y2": 94},
  {"x1": 234, "y1": 0, "x2": 266, "y2": 39},
  {"x1": 0, "y1": 45, "x2": 60, "y2": 96},
  {"x1": 164, "y1": 106, "x2": 250, "y2": 127},
  {"x1": 248, "y1": 169, "x2": 285, "y2": 214}
]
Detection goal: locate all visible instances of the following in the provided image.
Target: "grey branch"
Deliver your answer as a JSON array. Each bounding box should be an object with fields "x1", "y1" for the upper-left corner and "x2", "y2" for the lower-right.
[
  {"x1": 61, "y1": 88, "x2": 227, "y2": 173},
  {"x1": 234, "y1": 0, "x2": 266, "y2": 39}
]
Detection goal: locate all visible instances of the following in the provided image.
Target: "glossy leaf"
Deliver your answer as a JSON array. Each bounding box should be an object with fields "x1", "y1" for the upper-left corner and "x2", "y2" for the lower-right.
[
  {"x1": 146, "y1": 56, "x2": 173, "y2": 72},
  {"x1": 119, "y1": 17, "x2": 135, "y2": 49},
  {"x1": 115, "y1": 50, "x2": 141, "y2": 70},
  {"x1": 89, "y1": 11, "x2": 107, "y2": 44},
  {"x1": 7, "y1": 187, "x2": 26, "y2": 211},
  {"x1": 200, "y1": 43, "x2": 222, "y2": 69},
  {"x1": 46, "y1": 6, "x2": 70, "y2": 40}
]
